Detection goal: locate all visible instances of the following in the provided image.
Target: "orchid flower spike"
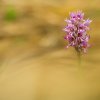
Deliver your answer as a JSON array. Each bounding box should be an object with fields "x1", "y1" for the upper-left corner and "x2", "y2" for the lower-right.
[{"x1": 64, "y1": 11, "x2": 92, "y2": 53}]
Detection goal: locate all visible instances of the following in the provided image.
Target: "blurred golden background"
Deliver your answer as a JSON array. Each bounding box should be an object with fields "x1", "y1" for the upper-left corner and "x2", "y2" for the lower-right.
[{"x1": 0, "y1": 0, "x2": 100, "y2": 100}]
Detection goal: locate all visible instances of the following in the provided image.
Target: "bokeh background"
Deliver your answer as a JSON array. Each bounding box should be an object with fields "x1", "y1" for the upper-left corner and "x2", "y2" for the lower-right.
[{"x1": 0, "y1": 0, "x2": 100, "y2": 100}]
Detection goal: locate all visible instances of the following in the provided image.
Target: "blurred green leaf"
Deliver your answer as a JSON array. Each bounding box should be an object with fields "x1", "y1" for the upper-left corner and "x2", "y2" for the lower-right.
[{"x1": 4, "y1": 6, "x2": 17, "y2": 22}]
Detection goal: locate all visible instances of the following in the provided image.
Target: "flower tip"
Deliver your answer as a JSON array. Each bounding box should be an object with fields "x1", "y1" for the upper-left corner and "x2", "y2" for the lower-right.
[
  {"x1": 63, "y1": 28, "x2": 67, "y2": 32},
  {"x1": 66, "y1": 46, "x2": 69, "y2": 49},
  {"x1": 65, "y1": 19, "x2": 67, "y2": 22},
  {"x1": 90, "y1": 20, "x2": 92, "y2": 23}
]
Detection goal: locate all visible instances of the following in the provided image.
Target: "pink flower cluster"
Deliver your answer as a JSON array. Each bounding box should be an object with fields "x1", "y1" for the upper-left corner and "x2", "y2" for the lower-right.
[{"x1": 64, "y1": 11, "x2": 92, "y2": 53}]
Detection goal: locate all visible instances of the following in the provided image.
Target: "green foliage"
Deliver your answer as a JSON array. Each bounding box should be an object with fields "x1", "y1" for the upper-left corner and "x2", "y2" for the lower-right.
[{"x1": 4, "y1": 6, "x2": 17, "y2": 22}]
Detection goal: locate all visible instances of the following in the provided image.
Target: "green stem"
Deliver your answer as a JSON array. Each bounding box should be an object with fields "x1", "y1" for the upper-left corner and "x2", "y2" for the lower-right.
[
  {"x1": 77, "y1": 51, "x2": 81, "y2": 66},
  {"x1": 75, "y1": 47, "x2": 82, "y2": 66}
]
